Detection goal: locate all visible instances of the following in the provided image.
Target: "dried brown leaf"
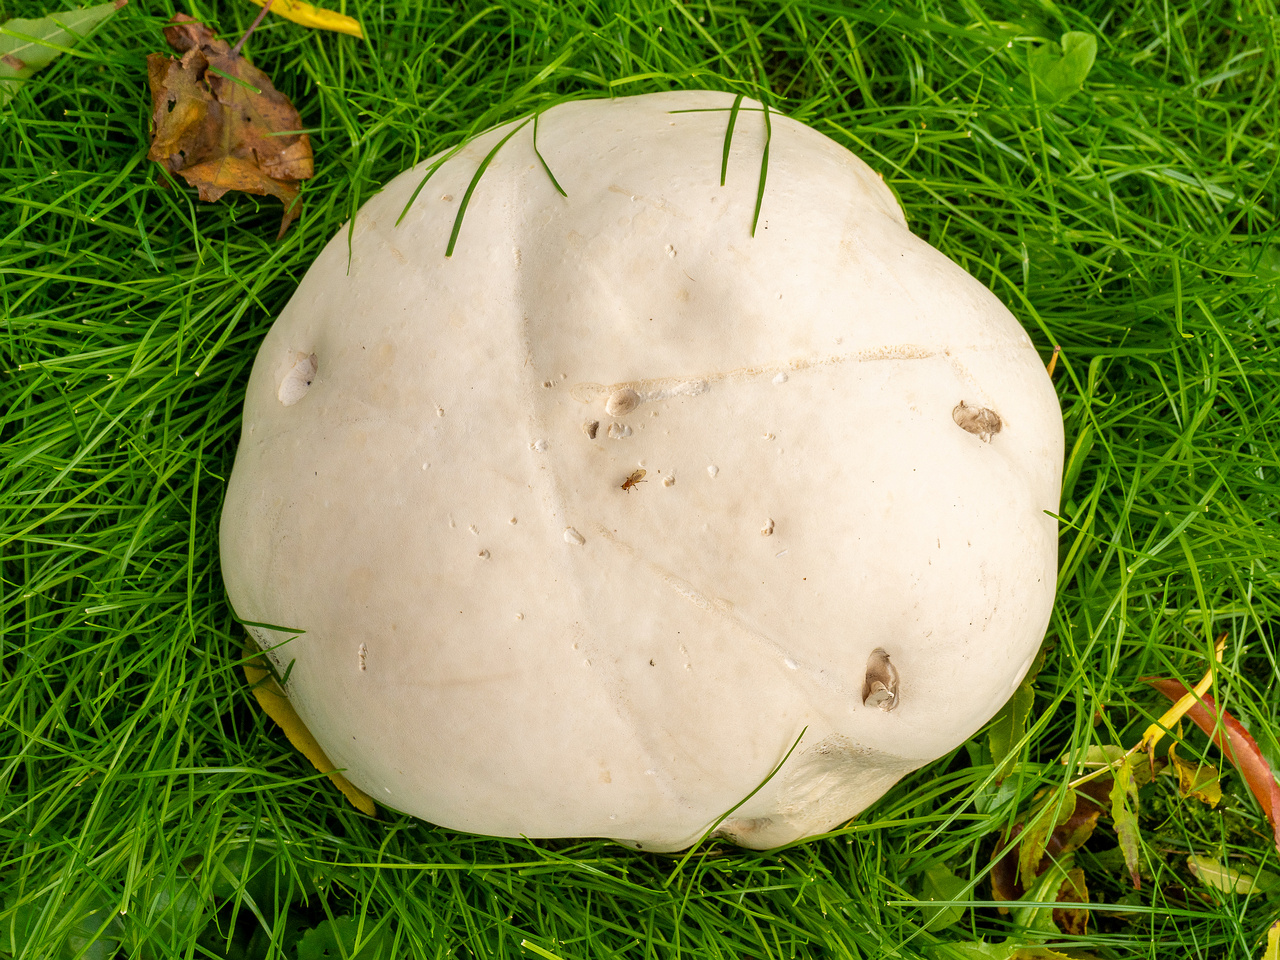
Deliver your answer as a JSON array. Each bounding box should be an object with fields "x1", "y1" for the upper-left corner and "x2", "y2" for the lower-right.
[{"x1": 147, "y1": 13, "x2": 311, "y2": 237}]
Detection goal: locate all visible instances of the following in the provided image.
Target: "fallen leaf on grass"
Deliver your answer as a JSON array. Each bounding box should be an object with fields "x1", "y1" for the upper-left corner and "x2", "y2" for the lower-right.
[
  {"x1": 147, "y1": 13, "x2": 312, "y2": 237},
  {"x1": 297, "y1": 916, "x2": 391, "y2": 960},
  {"x1": 242, "y1": 640, "x2": 376, "y2": 816},
  {"x1": 245, "y1": 0, "x2": 363, "y2": 38},
  {"x1": 990, "y1": 751, "x2": 1164, "y2": 930},
  {"x1": 1263, "y1": 921, "x2": 1279, "y2": 960},
  {"x1": 1018, "y1": 792, "x2": 1078, "y2": 889},
  {"x1": 1149, "y1": 677, "x2": 1280, "y2": 855},
  {"x1": 0, "y1": 0, "x2": 126, "y2": 107},
  {"x1": 1138, "y1": 635, "x2": 1225, "y2": 767},
  {"x1": 991, "y1": 779, "x2": 1107, "y2": 909},
  {"x1": 1168, "y1": 743, "x2": 1222, "y2": 807},
  {"x1": 1186, "y1": 854, "x2": 1279, "y2": 895},
  {"x1": 1028, "y1": 31, "x2": 1097, "y2": 103},
  {"x1": 919, "y1": 863, "x2": 967, "y2": 932},
  {"x1": 930, "y1": 940, "x2": 1075, "y2": 960},
  {"x1": 1052, "y1": 868, "x2": 1089, "y2": 936},
  {"x1": 1110, "y1": 754, "x2": 1142, "y2": 889}
]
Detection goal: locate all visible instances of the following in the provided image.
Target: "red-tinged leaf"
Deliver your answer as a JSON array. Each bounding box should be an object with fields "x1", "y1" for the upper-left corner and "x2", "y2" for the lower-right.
[
  {"x1": 1149, "y1": 678, "x2": 1280, "y2": 855},
  {"x1": 990, "y1": 823, "x2": 1023, "y2": 909},
  {"x1": 990, "y1": 783, "x2": 1106, "y2": 909},
  {"x1": 1110, "y1": 756, "x2": 1142, "y2": 888}
]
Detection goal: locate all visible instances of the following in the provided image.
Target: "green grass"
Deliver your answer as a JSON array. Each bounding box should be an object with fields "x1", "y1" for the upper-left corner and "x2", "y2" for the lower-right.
[{"x1": 3, "y1": 0, "x2": 1280, "y2": 957}]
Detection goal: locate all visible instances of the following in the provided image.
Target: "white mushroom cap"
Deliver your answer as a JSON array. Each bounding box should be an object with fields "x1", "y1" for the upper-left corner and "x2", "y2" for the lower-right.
[{"x1": 220, "y1": 90, "x2": 1062, "y2": 851}]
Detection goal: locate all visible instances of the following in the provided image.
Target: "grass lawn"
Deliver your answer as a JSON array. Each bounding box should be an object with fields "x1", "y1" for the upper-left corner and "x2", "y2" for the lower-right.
[{"x1": 3, "y1": 0, "x2": 1280, "y2": 957}]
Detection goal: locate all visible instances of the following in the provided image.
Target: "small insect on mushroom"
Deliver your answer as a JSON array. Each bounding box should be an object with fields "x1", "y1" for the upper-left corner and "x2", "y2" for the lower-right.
[{"x1": 621, "y1": 469, "x2": 647, "y2": 492}]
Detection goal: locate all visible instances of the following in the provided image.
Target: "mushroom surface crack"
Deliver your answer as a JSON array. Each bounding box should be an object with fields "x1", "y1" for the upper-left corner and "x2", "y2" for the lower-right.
[{"x1": 569, "y1": 343, "x2": 1003, "y2": 410}]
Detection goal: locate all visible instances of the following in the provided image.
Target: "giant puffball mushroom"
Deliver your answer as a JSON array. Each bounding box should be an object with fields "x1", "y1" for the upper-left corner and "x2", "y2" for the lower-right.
[{"x1": 220, "y1": 90, "x2": 1063, "y2": 852}]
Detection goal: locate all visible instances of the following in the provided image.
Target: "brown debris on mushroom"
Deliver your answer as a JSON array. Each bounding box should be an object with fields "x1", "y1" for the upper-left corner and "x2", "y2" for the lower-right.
[
  {"x1": 952, "y1": 401, "x2": 1002, "y2": 442},
  {"x1": 605, "y1": 388, "x2": 641, "y2": 417},
  {"x1": 862, "y1": 647, "x2": 899, "y2": 711}
]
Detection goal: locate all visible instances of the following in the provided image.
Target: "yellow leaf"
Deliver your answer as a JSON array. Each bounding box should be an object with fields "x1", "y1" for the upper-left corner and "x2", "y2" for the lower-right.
[
  {"x1": 246, "y1": 0, "x2": 363, "y2": 38},
  {"x1": 1168, "y1": 744, "x2": 1222, "y2": 807},
  {"x1": 242, "y1": 640, "x2": 377, "y2": 816},
  {"x1": 1138, "y1": 634, "x2": 1225, "y2": 762},
  {"x1": 1262, "y1": 920, "x2": 1279, "y2": 960}
]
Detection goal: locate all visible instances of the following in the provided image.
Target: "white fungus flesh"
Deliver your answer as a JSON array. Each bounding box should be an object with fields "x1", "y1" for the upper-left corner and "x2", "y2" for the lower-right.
[{"x1": 219, "y1": 90, "x2": 1063, "y2": 852}]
